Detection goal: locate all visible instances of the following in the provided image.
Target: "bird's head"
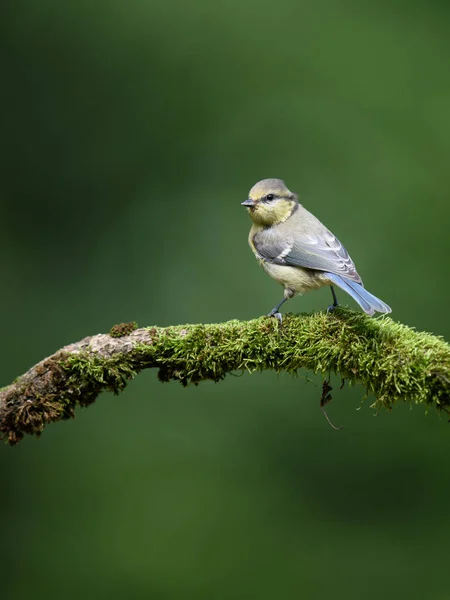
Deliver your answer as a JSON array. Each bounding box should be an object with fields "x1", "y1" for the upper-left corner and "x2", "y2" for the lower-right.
[{"x1": 242, "y1": 178, "x2": 298, "y2": 226}]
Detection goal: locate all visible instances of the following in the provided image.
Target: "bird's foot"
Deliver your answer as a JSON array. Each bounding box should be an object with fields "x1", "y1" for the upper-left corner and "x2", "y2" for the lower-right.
[
  {"x1": 327, "y1": 303, "x2": 339, "y2": 314},
  {"x1": 267, "y1": 310, "x2": 283, "y2": 325}
]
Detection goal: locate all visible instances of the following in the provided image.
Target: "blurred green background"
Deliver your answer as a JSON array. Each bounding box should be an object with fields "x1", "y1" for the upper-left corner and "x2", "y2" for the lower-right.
[{"x1": 2, "y1": 1, "x2": 450, "y2": 598}]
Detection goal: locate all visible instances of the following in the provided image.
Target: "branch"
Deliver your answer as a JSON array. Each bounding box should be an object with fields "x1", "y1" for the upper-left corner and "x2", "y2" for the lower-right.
[{"x1": 1, "y1": 309, "x2": 449, "y2": 445}]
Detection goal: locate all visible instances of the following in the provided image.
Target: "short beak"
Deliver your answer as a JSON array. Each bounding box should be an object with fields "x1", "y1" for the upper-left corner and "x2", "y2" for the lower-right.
[{"x1": 241, "y1": 198, "x2": 256, "y2": 207}]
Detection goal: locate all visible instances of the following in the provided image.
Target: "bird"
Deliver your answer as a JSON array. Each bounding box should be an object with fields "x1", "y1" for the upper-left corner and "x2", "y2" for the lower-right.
[{"x1": 242, "y1": 178, "x2": 391, "y2": 321}]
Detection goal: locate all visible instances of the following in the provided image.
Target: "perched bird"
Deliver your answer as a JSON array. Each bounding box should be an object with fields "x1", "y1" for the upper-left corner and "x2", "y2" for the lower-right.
[{"x1": 242, "y1": 178, "x2": 391, "y2": 320}]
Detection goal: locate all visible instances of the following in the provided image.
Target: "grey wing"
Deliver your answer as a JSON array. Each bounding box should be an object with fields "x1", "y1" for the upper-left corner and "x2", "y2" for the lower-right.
[{"x1": 253, "y1": 229, "x2": 362, "y2": 284}]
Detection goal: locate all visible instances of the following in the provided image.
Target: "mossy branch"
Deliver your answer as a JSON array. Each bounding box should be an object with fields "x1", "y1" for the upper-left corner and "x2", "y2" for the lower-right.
[{"x1": 1, "y1": 308, "x2": 449, "y2": 445}]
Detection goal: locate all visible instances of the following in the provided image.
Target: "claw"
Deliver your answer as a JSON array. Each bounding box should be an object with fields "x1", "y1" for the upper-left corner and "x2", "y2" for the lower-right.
[{"x1": 267, "y1": 311, "x2": 283, "y2": 325}]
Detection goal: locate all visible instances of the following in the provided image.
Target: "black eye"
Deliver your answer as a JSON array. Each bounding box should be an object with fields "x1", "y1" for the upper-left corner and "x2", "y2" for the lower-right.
[{"x1": 265, "y1": 194, "x2": 275, "y2": 201}]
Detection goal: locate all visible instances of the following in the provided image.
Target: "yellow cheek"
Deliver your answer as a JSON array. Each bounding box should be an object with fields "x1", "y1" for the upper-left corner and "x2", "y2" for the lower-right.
[{"x1": 272, "y1": 205, "x2": 286, "y2": 221}]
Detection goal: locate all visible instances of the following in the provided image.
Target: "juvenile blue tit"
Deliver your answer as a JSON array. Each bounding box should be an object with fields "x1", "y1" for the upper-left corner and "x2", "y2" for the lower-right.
[{"x1": 242, "y1": 178, "x2": 391, "y2": 319}]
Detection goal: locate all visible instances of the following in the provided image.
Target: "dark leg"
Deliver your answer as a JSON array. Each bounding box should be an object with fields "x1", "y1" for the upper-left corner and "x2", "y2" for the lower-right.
[
  {"x1": 268, "y1": 297, "x2": 288, "y2": 324},
  {"x1": 327, "y1": 286, "x2": 339, "y2": 313}
]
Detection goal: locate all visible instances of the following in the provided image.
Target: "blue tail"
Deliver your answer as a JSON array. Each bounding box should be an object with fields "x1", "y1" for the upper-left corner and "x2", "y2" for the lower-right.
[{"x1": 325, "y1": 272, "x2": 391, "y2": 316}]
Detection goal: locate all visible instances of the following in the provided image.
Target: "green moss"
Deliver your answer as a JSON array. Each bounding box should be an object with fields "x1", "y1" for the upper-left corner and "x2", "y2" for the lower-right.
[
  {"x1": 0, "y1": 353, "x2": 76, "y2": 445},
  {"x1": 109, "y1": 321, "x2": 138, "y2": 337},
  {"x1": 2, "y1": 308, "x2": 450, "y2": 445},
  {"x1": 140, "y1": 309, "x2": 450, "y2": 413},
  {"x1": 62, "y1": 353, "x2": 139, "y2": 399}
]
